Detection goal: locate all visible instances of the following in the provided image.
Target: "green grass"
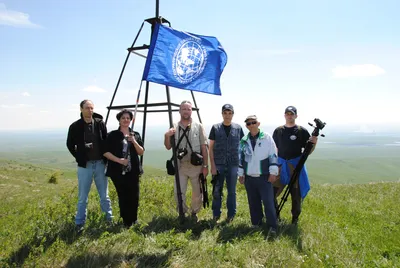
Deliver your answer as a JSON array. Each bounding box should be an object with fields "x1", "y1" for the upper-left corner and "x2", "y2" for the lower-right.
[
  {"x1": 2, "y1": 145, "x2": 400, "y2": 185},
  {"x1": 0, "y1": 159, "x2": 399, "y2": 267}
]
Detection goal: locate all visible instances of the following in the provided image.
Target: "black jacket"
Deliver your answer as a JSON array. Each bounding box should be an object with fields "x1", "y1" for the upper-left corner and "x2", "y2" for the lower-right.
[
  {"x1": 66, "y1": 113, "x2": 108, "y2": 167},
  {"x1": 104, "y1": 128, "x2": 144, "y2": 178}
]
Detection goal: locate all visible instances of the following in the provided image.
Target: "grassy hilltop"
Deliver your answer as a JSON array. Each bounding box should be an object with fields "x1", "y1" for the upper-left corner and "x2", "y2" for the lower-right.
[{"x1": 0, "y1": 159, "x2": 399, "y2": 267}]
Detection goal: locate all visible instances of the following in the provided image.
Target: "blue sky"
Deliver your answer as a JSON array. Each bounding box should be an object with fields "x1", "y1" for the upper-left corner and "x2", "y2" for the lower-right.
[{"x1": 0, "y1": 0, "x2": 399, "y2": 132}]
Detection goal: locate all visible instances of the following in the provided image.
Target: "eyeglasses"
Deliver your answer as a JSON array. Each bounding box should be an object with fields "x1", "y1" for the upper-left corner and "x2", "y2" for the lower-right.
[{"x1": 246, "y1": 121, "x2": 257, "y2": 126}]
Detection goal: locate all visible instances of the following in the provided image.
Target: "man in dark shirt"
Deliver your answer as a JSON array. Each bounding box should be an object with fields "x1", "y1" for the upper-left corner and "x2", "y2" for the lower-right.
[
  {"x1": 272, "y1": 106, "x2": 317, "y2": 224},
  {"x1": 66, "y1": 100, "x2": 113, "y2": 232},
  {"x1": 209, "y1": 104, "x2": 244, "y2": 222}
]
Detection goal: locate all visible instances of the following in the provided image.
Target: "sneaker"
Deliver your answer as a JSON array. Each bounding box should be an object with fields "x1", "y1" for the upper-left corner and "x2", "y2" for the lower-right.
[{"x1": 213, "y1": 215, "x2": 220, "y2": 222}]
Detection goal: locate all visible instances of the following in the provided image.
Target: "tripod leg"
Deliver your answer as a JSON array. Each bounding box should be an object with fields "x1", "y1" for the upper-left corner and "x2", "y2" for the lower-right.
[
  {"x1": 277, "y1": 166, "x2": 300, "y2": 217},
  {"x1": 273, "y1": 186, "x2": 281, "y2": 219},
  {"x1": 290, "y1": 180, "x2": 301, "y2": 224}
]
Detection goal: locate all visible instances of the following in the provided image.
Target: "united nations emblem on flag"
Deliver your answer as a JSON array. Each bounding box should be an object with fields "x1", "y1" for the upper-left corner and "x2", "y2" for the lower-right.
[{"x1": 172, "y1": 38, "x2": 208, "y2": 84}]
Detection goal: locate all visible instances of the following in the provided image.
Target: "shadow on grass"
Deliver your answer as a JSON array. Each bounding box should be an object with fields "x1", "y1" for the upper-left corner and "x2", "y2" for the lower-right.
[
  {"x1": 278, "y1": 219, "x2": 303, "y2": 251},
  {"x1": 217, "y1": 223, "x2": 259, "y2": 243},
  {"x1": 65, "y1": 250, "x2": 172, "y2": 268},
  {"x1": 6, "y1": 219, "x2": 125, "y2": 266},
  {"x1": 7, "y1": 221, "x2": 77, "y2": 266},
  {"x1": 217, "y1": 219, "x2": 303, "y2": 245},
  {"x1": 142, "y1": 215, "x2": 216, "y2": 239}
]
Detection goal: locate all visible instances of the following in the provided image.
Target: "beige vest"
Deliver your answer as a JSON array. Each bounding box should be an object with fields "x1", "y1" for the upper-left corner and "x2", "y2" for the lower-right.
[{"x1": 174, "y1": 121, "x2": 202, "y2": 162}]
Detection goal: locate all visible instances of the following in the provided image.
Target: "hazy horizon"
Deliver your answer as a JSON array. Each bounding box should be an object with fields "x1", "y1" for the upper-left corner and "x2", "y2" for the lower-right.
[{"x1": 1, "y1": 121, "x2": 400, "y2": 134}]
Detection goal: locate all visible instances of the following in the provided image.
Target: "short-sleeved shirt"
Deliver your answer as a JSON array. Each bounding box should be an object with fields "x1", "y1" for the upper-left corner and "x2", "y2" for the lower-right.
[{"x1": 272, "y1": 125, "x2": 310, "y2": 160}]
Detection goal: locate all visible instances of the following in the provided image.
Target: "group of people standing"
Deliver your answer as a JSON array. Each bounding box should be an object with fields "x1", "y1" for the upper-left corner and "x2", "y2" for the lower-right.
[{"x1": 66, "y1": 99, "x2": 317, "y2": 234}]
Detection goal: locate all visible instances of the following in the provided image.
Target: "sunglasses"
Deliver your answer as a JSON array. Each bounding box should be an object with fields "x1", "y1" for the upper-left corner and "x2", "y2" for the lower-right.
[{"x1": 246, "y1": 121, "x2": 258, "y2": 126}]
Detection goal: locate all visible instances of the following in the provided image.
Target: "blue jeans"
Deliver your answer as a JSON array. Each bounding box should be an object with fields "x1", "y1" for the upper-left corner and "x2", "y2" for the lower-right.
[
  {"x1": 244, "y1": 175, "x2": 277, "y2": 229},
  {"x1": 212, "y1": 164, "x2": 238, "y2": 218},
  {"x1": 75, "y1": 160, "x2": 113, "y2": 225}
]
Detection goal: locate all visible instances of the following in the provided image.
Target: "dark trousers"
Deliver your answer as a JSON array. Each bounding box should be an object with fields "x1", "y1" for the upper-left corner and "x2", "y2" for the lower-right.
[
  {"x1": 111, "y1": 172, "x2": 140, "y2": 227},
  {"x1": 274, "y1": 163, "x2": 302, "y2": 221},
  {"x1": 244, "y1": 175, "x2": 277, "y2": 229}
]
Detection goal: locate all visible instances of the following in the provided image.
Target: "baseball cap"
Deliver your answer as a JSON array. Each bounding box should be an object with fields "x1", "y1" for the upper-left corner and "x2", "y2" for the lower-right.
[
  {"x1": 222, "y1": 104, "x2": 234, "y2": 113},
  {"x1": 244, "y1": 115, "x2": 257, "y2": 122},
  {"x1": 285, "y1": 106, "x2": 297, "y2": 115}
]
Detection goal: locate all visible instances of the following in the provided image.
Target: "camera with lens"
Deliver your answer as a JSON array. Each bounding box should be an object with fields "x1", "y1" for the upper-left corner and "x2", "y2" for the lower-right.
[
  {"x1": 85, "y1": 142, "x2": 93, "y2": 150},
  {"x1": 177, "y1": 148, "x2": 188, "y2": 160},
  {"x1": 314, "y1": 118, "x2": 326, "y2": 130}
]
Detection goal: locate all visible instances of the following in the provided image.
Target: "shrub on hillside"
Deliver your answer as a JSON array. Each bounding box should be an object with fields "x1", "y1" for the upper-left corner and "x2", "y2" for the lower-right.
[{"x1": 48, "y1": 171, "x2": 61, "y2": 184}]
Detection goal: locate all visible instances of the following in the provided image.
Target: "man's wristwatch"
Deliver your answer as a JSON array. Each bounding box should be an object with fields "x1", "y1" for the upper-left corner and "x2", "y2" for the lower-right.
[{"x1": 202, "y1": 165, "x2": 208, "y2": 168}]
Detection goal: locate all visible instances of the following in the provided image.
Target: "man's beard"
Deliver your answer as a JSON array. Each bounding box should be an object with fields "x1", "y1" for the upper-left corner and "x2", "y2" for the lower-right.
[{"x1": 182, "y1": 114, "x2": 191, "y2": 120}]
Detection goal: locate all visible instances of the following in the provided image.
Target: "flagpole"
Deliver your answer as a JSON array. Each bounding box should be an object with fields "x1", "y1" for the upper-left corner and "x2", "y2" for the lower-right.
[
  {"x1": 156, "y1": 0, "x2": 159, "y2": 17},
  {"x1": 166, "y1": 85, "x2": 185, "y2": 224},
  {"x1": 154, "y1": 0, "x2": 185, "y2": 223}
]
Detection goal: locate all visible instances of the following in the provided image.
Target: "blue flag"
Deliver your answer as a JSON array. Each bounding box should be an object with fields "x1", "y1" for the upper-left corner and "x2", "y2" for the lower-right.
[{"x1": 142, "y1": 24, "x2": 227, "y2": 95}]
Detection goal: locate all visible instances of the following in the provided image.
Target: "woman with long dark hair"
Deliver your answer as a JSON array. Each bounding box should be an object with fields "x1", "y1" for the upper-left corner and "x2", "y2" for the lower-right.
[{"x1": 103, "y1": 109, "x2": 144, "y2": 227}]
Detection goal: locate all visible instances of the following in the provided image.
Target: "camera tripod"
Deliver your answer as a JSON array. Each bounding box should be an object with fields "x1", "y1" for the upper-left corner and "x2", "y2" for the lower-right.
[{"x1": 276, "y1": 118, "x2": 326, "y2": 218}]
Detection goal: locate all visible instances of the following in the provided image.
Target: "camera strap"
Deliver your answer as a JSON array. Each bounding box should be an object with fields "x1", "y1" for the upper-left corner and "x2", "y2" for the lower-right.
[
  {"x1": 182, "y1": 129, "x2": 194, "y2": 152},
  {"x1": 83, "y1": 119, "x2": 95, "y2": 144},
  {"x1": 176, "y1": 126, "x2": 190, "y2": 153}
]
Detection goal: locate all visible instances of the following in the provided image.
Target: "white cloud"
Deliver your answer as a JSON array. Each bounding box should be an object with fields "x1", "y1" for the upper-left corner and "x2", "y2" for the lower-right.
[
  {"x1": 0, "y1": 93, "x2": 8, "y2": 100},
  {"x1": 0, "y1": 3, "x2": 41, "y2": 28},
  {"x1": 21, "y1": 92, "x2": 30, "y2": 97},
  {"x1": 82, "y1": 85, "x2": 107, "y2": 93},
  {"x1": 332, "y1": 64, "x2": 385, "y2": 78},
  {"x1": 255, "y1": 49, "x2": 300, "y2": 56},
  {"x1": 39, "y1": 110, "x2": 49, "y2": 113}
]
